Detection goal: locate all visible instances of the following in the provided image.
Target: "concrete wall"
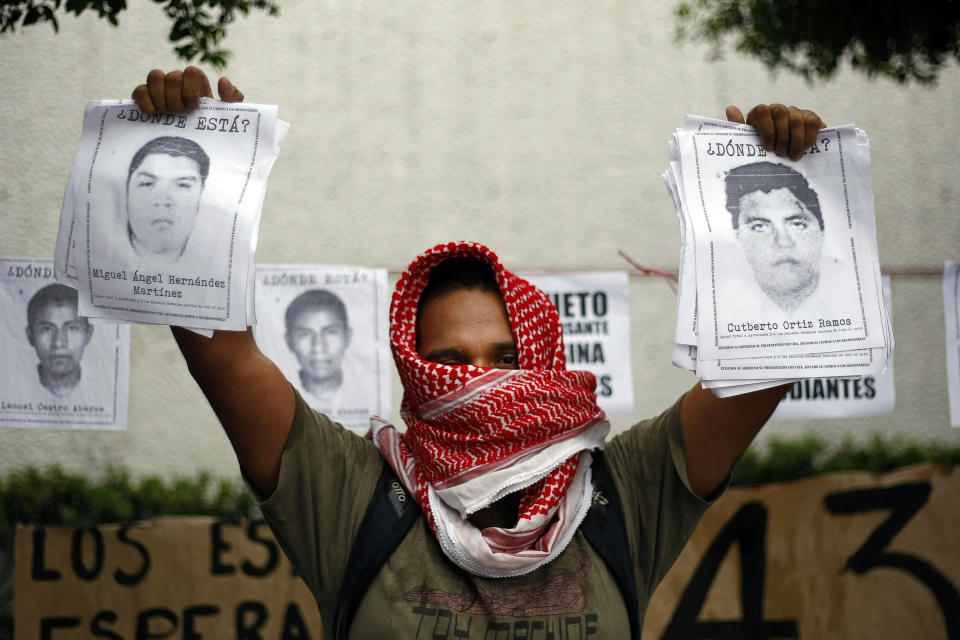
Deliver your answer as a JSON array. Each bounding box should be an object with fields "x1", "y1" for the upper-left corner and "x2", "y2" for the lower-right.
[{"x1": 1, "y1": 0, "x2": 958, "y2": 482}]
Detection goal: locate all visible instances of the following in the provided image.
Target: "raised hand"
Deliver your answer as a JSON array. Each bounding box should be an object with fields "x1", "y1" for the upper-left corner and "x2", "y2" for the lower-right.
[
  {"x1": 725, "y1": 104, "x2": 825, "y2": 161},
  {"x1": 132, "y1": 66, "x2": 244, "y2": 115}
]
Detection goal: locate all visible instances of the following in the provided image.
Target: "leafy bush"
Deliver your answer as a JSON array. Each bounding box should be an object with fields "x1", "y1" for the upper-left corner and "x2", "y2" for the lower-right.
[
  {"x1": 0, "y1": 465, "x2": 255, "y2": 528},
  {"x1": 732, "y1": 434, "x2": 960, "y2": 485}
]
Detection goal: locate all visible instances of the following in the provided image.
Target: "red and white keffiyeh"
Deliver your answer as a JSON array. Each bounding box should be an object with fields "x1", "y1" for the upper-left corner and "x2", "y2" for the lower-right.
[{"x1": 371, "y1": 241, "x2": 610, "y2": 577}]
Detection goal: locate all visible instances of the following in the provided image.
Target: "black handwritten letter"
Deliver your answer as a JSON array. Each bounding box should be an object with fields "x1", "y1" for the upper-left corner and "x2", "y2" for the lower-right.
[
  {"x1": 71, "y1": 527, "x2": 105, "y2": 581},
  {"x1": 40, "y1": 617, "x2": 80, "y2": 639},
  {"x1": 280, "y1": 603, "x2": 311, "y2": 639},
  {"x1": 135, "y1": 607, "x2": 178, "y2": 639},
  {"x1": 210, "y1": 521, "x2": 236, "y2": 575},
  {"x1": 183, "y1": 605, "x2": 219, "y2": 640},
  {"x1": 236, "y1": 601, "x2": 269, "y2": 639},
  {"x1": 91, "y1": 610, "x2": 123, "y2": 640},
  {"x1": 31, "y1": 529, "x2": 61, "y2": 581},
  {"x1": 115, "y1": 525, "x2": 151, "y2": 586},
  {"x1": 662, "y1": 503, "x2": 799, "y2": 639},
  {"x1": 242, "y1": 521, "x2": 279, "y2": 577},
  {"x1": 824, "y1": 483, "x2": 960, "y2": 637}
]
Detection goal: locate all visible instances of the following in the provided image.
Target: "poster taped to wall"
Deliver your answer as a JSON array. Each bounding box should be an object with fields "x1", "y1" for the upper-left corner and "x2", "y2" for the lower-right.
[
  {"x1": 525, "y1": 271, "x2": 634, "y2": 414},
  {"x1": 253, "y1": 264, "x2": 391, "y2": 433},
  {"x1": 0, "y1": 257, "x2": 129, "y2": 430}
]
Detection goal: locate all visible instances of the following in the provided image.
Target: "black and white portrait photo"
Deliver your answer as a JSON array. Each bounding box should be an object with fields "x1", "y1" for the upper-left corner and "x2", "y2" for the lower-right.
[
  {"x1": 25, "y1": 283, "x2": 93, "y2": 398},
  {"x1": 0, "y1": 258, "x2": 130, "y2": 430},
  {"x1": 725, "y1": 161, "x2": 824, "y2": 313},
  {"x1": 70, "y1": 99, "x2": 287, "y2": 330},
  {"x1": 253, "y1": 265, "x2": 391, "y2": 434},
  {"x1": 126, "y1": 136, "x2": 210, "y2": 266},
  {"x1": 284, "y1": 289, "x2": 353, "y2": 401}
]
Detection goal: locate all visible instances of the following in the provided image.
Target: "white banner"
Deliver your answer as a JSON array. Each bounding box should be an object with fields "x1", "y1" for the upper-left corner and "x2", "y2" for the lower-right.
[
  {"x1": 253, "y1": 264, "x2": 391, "y2": 433},
  {"x1": 524, "y1": 272, "x2": 634, "y2": 414},
  {"x1": 773, "y1": 276, "x2": 894, "y2": 419},
  {"x1": 0, "y1": 257, "x2": 129, "y2": 430},
  {"x1": 944, "y1": 261, "x2": 960, "y2": 428}
]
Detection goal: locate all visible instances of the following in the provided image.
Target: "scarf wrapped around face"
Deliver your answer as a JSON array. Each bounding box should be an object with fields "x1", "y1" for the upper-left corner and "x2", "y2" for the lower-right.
[{"x1": 371, "y1": 241, "x2": 610, "y2": 577}]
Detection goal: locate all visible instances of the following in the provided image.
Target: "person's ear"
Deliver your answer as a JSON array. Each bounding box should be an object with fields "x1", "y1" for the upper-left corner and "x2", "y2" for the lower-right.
[
  {"x1": 83, "y1": 322, "x2": 94, "y2": 347},
  {"x1": 284, "y1": 331, "x2": 295, "y2": 352},
  {"x1": 345, "y1": 327, "x2": 353, "y2": 347},
  {"x1": 25, "y1": 325, "x2": 35, "y2": 347}
]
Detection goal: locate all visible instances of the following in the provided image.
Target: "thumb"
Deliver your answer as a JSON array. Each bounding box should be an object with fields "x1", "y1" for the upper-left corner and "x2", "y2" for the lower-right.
[
  {"x1": 725, "y1": 106, "x2": 745, "y2": 124},
  {"x1": 218, "y1": 77, "x2": 245, "y2": 103}
]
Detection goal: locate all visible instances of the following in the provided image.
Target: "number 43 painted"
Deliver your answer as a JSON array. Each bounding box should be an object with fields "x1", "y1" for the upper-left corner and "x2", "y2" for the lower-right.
[{"x1": 662, "y1": 482, "x2": 959, "y2": 639}]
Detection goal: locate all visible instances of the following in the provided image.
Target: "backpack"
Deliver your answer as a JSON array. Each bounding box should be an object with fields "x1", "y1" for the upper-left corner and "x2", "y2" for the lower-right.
[{"x1": 334, "y1": 451, "x2": 640, "y2": 639}]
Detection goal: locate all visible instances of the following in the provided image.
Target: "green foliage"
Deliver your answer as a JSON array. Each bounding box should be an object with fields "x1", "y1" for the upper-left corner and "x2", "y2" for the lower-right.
[
  {"x1": 0, "y1": 0, "x2": 280, "y2": 69},
  {"x1": 675, "y1": 0, "x2": 960, "y2": 84},
  {"x1": 732, "y1": 434, "x2": 960, "y2": 485},
  {"x1": 0, "y1": 465, "x2": 256, "y2": 528},
  {"x1": 2, "y1": 436, "x2": 958, "y2": 525}
]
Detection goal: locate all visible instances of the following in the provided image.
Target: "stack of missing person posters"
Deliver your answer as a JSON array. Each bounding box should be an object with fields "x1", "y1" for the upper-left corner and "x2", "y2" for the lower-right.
[
  {"x1": 54, "y1": 98, "x2": 290, "y2": 336},
  {"x1": 663, "y1": 116, "x2": 894, "y2": 398}
]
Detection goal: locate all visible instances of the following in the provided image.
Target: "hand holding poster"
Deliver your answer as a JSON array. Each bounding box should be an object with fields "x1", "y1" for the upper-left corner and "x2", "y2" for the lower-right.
[
  {"x1": 663, "y1": 116, "x2": 893, "y2": 397},
  {"x1": 55, "y1": 99, "x2": 289, "y2": 331}
]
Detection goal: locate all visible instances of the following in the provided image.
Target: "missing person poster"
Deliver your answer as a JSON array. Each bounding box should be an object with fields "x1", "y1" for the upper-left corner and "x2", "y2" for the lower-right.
[
  {"x1": 525, "y1": 272, "x2": 634, "y2": 413},
  {"x1": 944, "y1": 261, "x2": 960, "y2": 427},
  {"x1": 253, "y1": 264, "x2": 391, "y2": 433},
  {"x1": 0, "y1": 257, "x2": 129, "y2": 430},
  {"x1": 773, "y1": 276, "x2": 895, "y2": 419},
  {"x1": 678, "y1": 125, "x2": 886, "y2": 360},
  {"x1": 65, "y1": 99, "x2": 287, "y2": 330}
]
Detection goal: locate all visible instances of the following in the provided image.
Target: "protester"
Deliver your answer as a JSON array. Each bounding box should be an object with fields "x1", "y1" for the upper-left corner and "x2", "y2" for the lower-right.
[{"x1": 132, "y1": 66, "x2": 824, "y2": 636}]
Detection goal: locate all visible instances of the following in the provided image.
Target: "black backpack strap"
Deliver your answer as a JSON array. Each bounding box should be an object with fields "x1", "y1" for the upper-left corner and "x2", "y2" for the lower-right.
[
  {"x1": 581, "y1": 451, "x2": 641, "y2": 640},
  {"x1": 334, "y1": 462, "x2": 421, "y2": 640}
]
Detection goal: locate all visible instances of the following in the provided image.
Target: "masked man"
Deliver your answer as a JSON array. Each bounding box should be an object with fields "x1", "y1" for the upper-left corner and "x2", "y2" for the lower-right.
[{"x1": 134, "y1": 67, "x2": 824, "y2": 637}]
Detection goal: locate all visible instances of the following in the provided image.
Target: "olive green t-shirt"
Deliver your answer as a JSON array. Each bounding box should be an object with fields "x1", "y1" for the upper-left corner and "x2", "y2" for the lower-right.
[{"x1": 258, "y1": 391, "x2": 711, "y2": 638}]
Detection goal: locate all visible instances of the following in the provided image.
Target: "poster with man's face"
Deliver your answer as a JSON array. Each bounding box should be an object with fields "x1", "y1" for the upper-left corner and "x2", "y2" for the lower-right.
[
  {"x1": 66, "y1": 99, "x2": 286, "y2": 330},
  {"x1": 253, "y1": 265, "x2": 391, "y2": 434},
  {"x1": 0, "y1": 258, "x2": 129, "y2": 430},
  {"x1": 678, "y1": 126, "x2": 886, "y2": 361}
]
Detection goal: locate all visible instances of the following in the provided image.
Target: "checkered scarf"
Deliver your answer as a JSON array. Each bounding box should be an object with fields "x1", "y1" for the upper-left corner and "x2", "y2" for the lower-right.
[{"x1": 371, "y1": 241, "x2": 609, "y2": 577}]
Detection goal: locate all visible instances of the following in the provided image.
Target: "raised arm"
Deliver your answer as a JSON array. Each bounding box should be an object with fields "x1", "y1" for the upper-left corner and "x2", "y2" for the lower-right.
[
  {"x1": 133, "y1": 68, "x2": 293, "y2": 497},
  {"x1": 680, "y1": 103, "x2": 825, "y2": 499}
]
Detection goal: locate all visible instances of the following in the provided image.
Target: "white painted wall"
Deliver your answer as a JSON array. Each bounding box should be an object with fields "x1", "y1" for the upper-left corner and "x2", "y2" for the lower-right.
[{"x1": 1, "y1": 0, "x2": 958, "y2": 481}]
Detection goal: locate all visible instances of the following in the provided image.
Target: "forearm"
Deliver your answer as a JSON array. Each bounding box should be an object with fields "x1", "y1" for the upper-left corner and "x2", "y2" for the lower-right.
[
  {"x1": 171, "y1": 326, "x2": 295, "y2": 495},
  {"x1": 680, "y1": 382, "x2": 790, "y2": 498}
]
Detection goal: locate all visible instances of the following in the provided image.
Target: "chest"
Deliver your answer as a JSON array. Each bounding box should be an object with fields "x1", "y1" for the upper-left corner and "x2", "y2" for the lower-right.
[{"x1": 348, "y1": 525, "x2": 631, "y2": 639}]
